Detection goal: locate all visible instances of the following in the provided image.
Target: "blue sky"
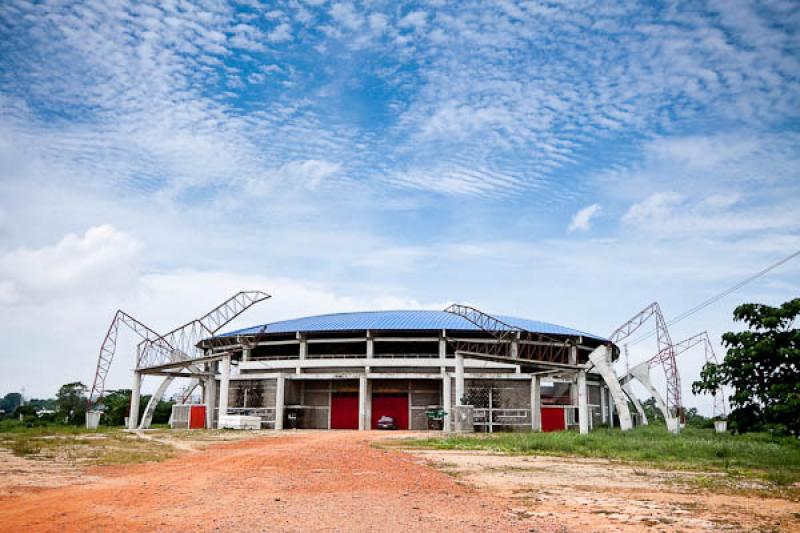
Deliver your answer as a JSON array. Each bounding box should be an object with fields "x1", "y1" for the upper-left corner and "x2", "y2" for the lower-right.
[{"x1": 0, "y1": 0, "x2": 798, "y2": 411}]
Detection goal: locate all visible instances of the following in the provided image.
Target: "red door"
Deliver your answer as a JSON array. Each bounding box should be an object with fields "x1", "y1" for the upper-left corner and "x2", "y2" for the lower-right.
[
  {"x1": 189, "y1": 405, "x2": 206, "y2": 429},
  {"x1": 371, "y1": 393, "x2": 409, "y2": 430},
  {"x1": 330, "y1": 393, "x2": 359, "y2": 429},
  {"x1": 541, "y1": 407, "x2": 566, "y2": 432}
]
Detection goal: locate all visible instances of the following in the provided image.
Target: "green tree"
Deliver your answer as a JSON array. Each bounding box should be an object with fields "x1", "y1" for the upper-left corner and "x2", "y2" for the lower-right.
[
  {"x1": 101, "y1": 389, "x2": 132, "y2": 426},
  {"x1": 56, "y1": 382, "x2": 88, "y2": 425},
  {"x1": 641, "y1": 397, "x2": 664, "y2": 425},
  {"x1": 0, "y1": 392, "x2": 23, "y2": 415},
  {"x1": 692, "y1": 298, "x2": 800, "y2": 435}
]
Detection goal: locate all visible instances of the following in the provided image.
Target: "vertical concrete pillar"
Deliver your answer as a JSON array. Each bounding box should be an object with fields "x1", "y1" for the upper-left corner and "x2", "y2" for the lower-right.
[
  {"x1": 531, "y1": 375, "x2": 541, "y2": 432},
  {"x1": 366, "y1": 330, "x2": 373, "y2": 373},
  {"x1": 455, "y1": 354, "x2": 465, "y2": 406},
  {"x1": 242, "y1": 347, "x2": 251, "y2": 362},
  {"x1": 608, "y1": 387, "x2": 615, "y2": 427},
  {"x1": 439, "y1": 330, "x2": 447, "y2": 372},
  {"x1": 297, "y1": 333, "x2": 306, "y2": 375},
  {"x1": 442, "y1": 371, "x2": 452, "y2": 432},
  {"x1": 217, "y1": 354, "x2": 231, "y2": 428},
  {"x1": 205, "y1": 371, "x2": 217, "y2": 430},
  {"x1": 128, "y1": 371, "x2": 142, "y2": 430},
  {"x1": 577, "y1": 370, "x2": 589, "y2": 434},
  {"x1": 358, "y1": 375, "x2": 367, "y2": 431},
  {"x1": 600, "y1": 384, "x2": 608, "y2": 423},
  {"x1": 274, "y1": 374, "x2": 285, "y2": 430}
]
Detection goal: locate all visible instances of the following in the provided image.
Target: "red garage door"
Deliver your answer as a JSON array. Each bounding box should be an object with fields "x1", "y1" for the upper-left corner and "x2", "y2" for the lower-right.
[
  {"x1": 371, "y1": 393, "x2": 409, "y2": 430},
  {"x1": 330, "y1": 392, "x2": 359, "y2": 429},
  {"x1": 541, "y1": 407, "x2": 566, "y2": 432}
]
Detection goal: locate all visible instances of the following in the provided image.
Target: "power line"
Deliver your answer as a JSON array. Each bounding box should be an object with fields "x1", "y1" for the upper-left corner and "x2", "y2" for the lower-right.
[{"x1": 629, "y1": 249, "x2": 800, "y2": 346}]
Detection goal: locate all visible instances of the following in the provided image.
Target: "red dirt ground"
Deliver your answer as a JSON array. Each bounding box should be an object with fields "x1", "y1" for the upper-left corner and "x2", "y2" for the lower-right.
[{"x1": 0, "y1": 432, "x2": 559, "y2": 532}]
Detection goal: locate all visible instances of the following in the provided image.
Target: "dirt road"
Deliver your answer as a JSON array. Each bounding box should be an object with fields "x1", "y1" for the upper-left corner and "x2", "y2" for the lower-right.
[
  {"x1": 0, "y1": 432, "x2": 556, "y2": 533},
  {"x1": 414, "y1": 449, "x2": 800, "y2": 532}
]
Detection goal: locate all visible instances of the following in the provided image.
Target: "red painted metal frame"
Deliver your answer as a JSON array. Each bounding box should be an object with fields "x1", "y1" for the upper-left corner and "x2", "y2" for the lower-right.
[{"x1": 609, "y1": 302, "x2": 682, "y2": 418}]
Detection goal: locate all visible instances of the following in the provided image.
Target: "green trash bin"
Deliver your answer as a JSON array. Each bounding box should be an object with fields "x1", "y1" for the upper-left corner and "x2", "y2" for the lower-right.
[{"x1": 425, "y1": 406, "x2": 446, "y2": 430}]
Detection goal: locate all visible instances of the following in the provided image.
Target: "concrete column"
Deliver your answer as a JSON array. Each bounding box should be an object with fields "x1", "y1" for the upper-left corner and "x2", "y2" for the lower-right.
[
  {"x1": 442, "y1": 372, "x2": 452, "y2": 432},
  {"x1": 217, "y1": 354, "x2": 231, "y2": 428},
  {"x1": 531, "y1": 375, "x2": 541, "y2": 431},
  {"x1": 629, "y1": 361, "x2": 677, "y2": 433},
  {"x1": 242, "y1": 347, "x2": 251, "y2": 362},
  {"x1": 588, "y1": 346, "x2": 633, "y2": 431},
  {"x1": 205, "y1": 371, "x2": 217, "y2": 430},
  {"x1": 298, "y1": 333, "x2": 307, "y2": 359},
  {"x1": 622, "y1": 381, "x2": 649, "y2": 426},
  {"x1": 439, "y1": 330, "x2": 447, "y2": 372},
  {"x1": 366, "y1": 330, "x2": 373, "y2": 373},
  {"x1": 455, "y1": 354, "x2": 465, "y2": 406},
  {"x1": 600, "y1": 384, "x2": 608, "y2": 423},
  {"x1": 128, "y1": 371, "x2": 142, "y2": 430},
  {"x1": 297, "y1": 333, "x2": 306, "y2": 375},
  {"x1": 511, "y1": 332, "x2": 521, "y2": 373},
  {"x1": 608, "y1": 387, "x2": 615, "y2": 427},
  {"x1": 577, "y1": 370, "x2": 589, "y2": 434},
  {"x1": 366, "y1": 330, "x2": 374, "y2": 358},
  {"x1": 358, "y1": 375, "x2": 367, "y2": 431},
  {"x1": 274, "y1": 374, "x2": 285, "y2": 430}
]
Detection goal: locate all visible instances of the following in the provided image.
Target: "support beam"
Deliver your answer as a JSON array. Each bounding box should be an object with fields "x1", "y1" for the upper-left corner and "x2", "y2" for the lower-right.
[
  {"x1": 455, "y1": 354, "x2": 465, "y2": 406},
  {"x1": 531, "y1": 375, "x2": 541, "y2": 432},
  {"x1": 205, "y1": 363, "x2": 217, "y2": 430},
  {"x1": 439, "y1": 330, "x2": 447, "y2": 372},
  {"x1": 577, "y1": 370, "x2": 589, "y2": 434},
  {"x1": 622, "y1": 381, "x2": 649, "y2": 426},
  {"x1": 600, "y1": 383, "x2": 608, "y2": 423},
  {"x1": 629, "y1": 361, "x2": 677, "y2": 433},
  {"x1": 442, "y1": 371, "x2": 452, "y2": 431},
  {"x1": 216, "y1": 354, "x2": 231, "y2": 428},
  {"x1": 588, "y1": 346, "x2": 633, "y2": 431},
  {"x1": 608, "y1": 387, "x2": 615, "y2": 427},
  {"x1": 358, "y1": 375, "x2": 367, "y2": 431},
  {"x1": 274, "y1": 374, "x2": 285, "y2": 430},
  {"x1": 297, "y1": 333, "x2": 307, "y2": 359},
  {"x1": 128, "y1": 371, "x2": 142, "y2": 430}
]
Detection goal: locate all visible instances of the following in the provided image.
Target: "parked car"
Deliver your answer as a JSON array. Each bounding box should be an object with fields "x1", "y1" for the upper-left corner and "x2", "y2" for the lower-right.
[{"x1": 376, "y1": 415, "x2": 396, "y2": 429}]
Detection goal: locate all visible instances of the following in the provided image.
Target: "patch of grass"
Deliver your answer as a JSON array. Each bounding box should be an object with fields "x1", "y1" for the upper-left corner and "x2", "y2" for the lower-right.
[
  {"x1": 9, "y1": 438, "x2": 42, "y2": 457},
  {"x1": 0, "y1": 423, "x2": 177, "y2": 465},
  {"x1": 398, "y1": 425, "x2": 800, "y2": 487}
]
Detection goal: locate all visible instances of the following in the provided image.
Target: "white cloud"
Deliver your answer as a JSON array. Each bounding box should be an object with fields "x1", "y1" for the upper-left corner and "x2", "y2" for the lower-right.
[
  {"x1": 267, "y1": 22, "x2": 293, "y2": 43},
  {"x1": 568, "y1": 203, "x2": 602, "y2": 232},
  {"x1": 622, "y1": 193, "x2": 683, "y2": 226},
  {"x1": 0, "y1": 225, "x2": 140, "y2": 305},
  {"x1": 330, "y1": 3, "x2": 363, "y2": 31},
  {"x1": 399, "y1": 10, "x2": 428, "y2": 30}
]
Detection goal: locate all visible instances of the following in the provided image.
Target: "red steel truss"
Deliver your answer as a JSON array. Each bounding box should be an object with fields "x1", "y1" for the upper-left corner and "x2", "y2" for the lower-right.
[
  {"x1": 610, "y1": 302, "x2": 682, "y2": 417},
  {"x1": 87, "y1": 311, "x2": 174, "y2": 409},
  {"x1": 88, "y1": 291, "x2": 271, "y2": 410},
  {"x1": 648, "y1": 331, "x2": 726, "y2": 419}
]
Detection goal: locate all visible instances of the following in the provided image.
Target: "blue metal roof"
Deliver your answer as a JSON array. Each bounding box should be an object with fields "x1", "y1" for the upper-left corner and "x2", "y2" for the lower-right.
[{"x1": 218, "y1": 310, "x2": 606, "y2": 341}]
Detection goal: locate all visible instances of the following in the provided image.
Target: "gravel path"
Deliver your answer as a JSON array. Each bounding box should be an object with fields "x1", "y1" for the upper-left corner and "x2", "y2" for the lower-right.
[{"x1": 0, "y1": 431, "x2": 558, "y2": 532}]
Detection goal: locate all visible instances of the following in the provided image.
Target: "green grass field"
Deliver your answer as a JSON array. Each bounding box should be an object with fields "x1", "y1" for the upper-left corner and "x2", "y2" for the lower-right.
[{"x1": 402, "y1": 425, "x2": 800, "y2": 486}]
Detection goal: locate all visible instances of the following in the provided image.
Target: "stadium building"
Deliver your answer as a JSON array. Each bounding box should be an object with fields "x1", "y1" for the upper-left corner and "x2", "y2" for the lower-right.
[{"x1": 190, "y1": 310, "x2": 622, "y2": 432}]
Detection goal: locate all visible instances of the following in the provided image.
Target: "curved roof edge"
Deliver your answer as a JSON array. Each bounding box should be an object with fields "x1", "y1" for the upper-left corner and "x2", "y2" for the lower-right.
[{"x1": 217, "y1": 309, "x2": 607, "y2": 341}]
